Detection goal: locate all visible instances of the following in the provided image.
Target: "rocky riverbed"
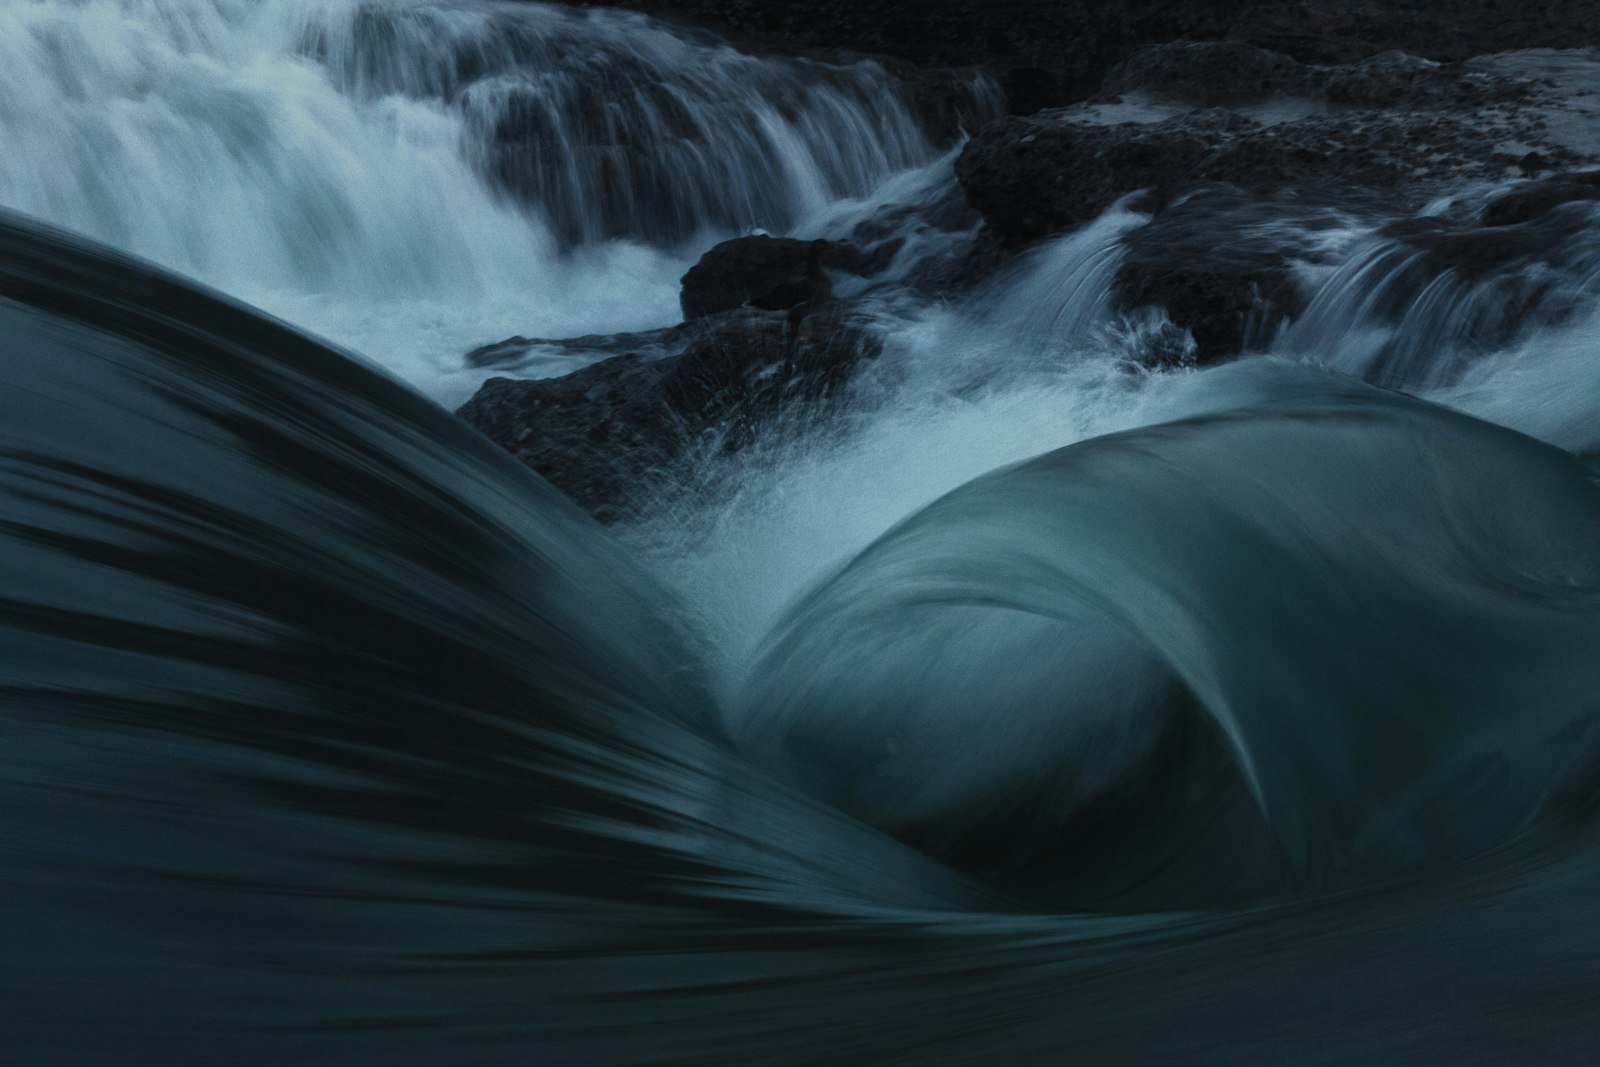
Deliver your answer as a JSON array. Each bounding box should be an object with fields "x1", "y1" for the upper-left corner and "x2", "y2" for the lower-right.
[{"x1": 459, "y1": 4, "x2": 1600, "y2": 521}]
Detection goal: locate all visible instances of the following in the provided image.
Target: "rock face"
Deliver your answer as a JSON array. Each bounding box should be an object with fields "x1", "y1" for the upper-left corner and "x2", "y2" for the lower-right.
[
  {"x1": 680, "y1": 235, "x2": 874, "y2": 320},
  {"x1": 1482, "y1": 171, "x2": 1600, "y2": 227},
  {"x1": 1100, "y1": 40, "x2": 1309, "y2": 104},
  {"x1": 954, "y1": 109, "x2": 1255, "y2": 245},
  {"x1": 456, "y1": 306, "x2": 880, "y2": 522},
  {"x1": 956, "y1": 89, "x2": 1542, "y2": 247},
  {"x1": 1184, "y1": 110, "x2": 1521, "y2": 199},
  {"x1": 952, "y1": 38, "x2": 1600, "y2": 364},
  {"x1": 1227, "y1": 0, "x2": 1600, "y2": 66},
  {"x1": 552, "y1": 0, "x2": 1600, "y2": 113},
  {"x1": 1113, "y1": 190, "x2": 1314, "y2": 364},
  {"x1": 460, "y1": 352, "x2": 677, "y2": 525},
  {"x1": 559, "y1": 0, "x2": 1254, "y2": 112},
  {"x1": 1101, "y1": 41, "x2": 1535, "y2": 110}
]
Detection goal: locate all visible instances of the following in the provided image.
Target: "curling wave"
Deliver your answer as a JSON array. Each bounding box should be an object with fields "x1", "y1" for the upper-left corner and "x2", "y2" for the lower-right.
[
  {"x1": 7, "y1": 214, "x2": 1600, "y2": 1062},
  {"x1": 738, "y1": 364, "x2": 1600, "y2": 905}
]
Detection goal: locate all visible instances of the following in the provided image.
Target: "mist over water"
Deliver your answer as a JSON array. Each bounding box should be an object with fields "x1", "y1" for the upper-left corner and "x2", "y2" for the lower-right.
[
  {"x1": 8, "y1": 1, "x2": 1600, "y2": 1063},
  {"x1": 625, "y1": 206, "x2": 1162, "y2": 683}
]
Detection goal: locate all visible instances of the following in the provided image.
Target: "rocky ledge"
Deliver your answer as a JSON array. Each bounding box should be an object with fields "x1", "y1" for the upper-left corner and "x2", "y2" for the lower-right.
[
  {"x1": 553, "y1": 0, "x2": 1600, "y2": 114},
  {"x1": 458, "y1": 304, "x2": 879, "y2": 522},
  {"x1": 956, "y1": 42, "x2": 1599, "y2": 362}
]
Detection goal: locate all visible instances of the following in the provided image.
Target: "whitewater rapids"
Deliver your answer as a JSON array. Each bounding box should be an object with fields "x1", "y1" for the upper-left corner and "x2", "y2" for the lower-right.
[{"x1": 7, "y1": 1, "x2": 1600, "y2": 1064}]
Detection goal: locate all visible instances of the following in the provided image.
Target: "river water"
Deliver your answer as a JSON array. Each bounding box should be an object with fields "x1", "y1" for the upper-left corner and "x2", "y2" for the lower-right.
[{"x1": 5, "y1": 2, "x2": 1600, "y2": 1063}]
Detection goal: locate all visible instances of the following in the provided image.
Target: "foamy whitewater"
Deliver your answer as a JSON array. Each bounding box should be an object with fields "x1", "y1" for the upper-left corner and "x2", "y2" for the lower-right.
[
  {"x1": 7, "y1": 2, "x2": 1600, "y2": 1064},
  {"x1": 0, "y1": 0, "x2": 949, "y2": 404}
]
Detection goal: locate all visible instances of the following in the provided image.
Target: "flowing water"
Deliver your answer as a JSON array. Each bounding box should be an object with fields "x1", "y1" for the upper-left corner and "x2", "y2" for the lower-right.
[
  {"x1": 0, "y1": 0, "x2": 970, "y2": 403},
  {"x1": 6, "y1": 1, "x2": 1600, "y2": 1063}
]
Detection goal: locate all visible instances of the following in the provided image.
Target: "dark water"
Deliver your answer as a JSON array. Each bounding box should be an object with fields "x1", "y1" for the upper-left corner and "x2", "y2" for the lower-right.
[
  {"x1": 7, "y1": 0, "x2": 1600, "y2": 1060},
  {"x1": 7, "y1": 211, "x2": 1600, "y2": 1064}
]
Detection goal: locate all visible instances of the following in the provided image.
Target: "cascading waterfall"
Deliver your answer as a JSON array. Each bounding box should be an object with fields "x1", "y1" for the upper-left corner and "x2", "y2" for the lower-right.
[
  {"x1": 0, "y1": 0, "x2": 985, "y2": 403},
  {"x1": 299, "y1": 0, "x2": 951, "y2": 246},
  {"x1": 9, "y1": 0, "x2": 1600, "y2": 1063},
  {"x1": 1282, "y1": 200, "x2": 1600, "y2": 387}
]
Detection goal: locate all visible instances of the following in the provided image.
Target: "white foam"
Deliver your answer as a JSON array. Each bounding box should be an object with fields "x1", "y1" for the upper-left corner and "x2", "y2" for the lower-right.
[{"x1": 0, "y1": 0, "x2": 960, "y2": 405}]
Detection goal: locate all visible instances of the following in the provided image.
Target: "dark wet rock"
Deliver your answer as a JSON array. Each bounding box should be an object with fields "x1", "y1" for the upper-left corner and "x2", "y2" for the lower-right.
[
  {"x1": 1308, "y1": 205, "x2": 1600, "y2": 385},
  {"x1": 1384, "y1": 208, "x2": 1600, "y2": 283},
  {"x1": 1518, "y1": 151, "x2": 1552, "y2": 176},
  {"x1": 1101, "y1": 41, "x2": 1310, "y2": 105},
  {"x1": 999, "y1": 66, "x2": 1062, "y2": 118},
  {"x1": 457, "y1": 305, "x2": 880, "y2": 522},
  {"x1": 458, "y1": 354, "x2": 678, "y2": 525},
  {"x1": 1482, "y1": 171, "x2": 1600, "y2": 227},
  {"x1": 952, "y1": 27, "x2": 1599, "y2": 362},
  {"x1": 664, "y1": 303, "x2": 873, "y2": 417},
  {"x1": 955, "y1": 109, "x2": 1256, "y2": 244},
  {"x1": 957, "y1": 99, "x2": 1538, "y2": 247},
  {"x1": 551, "y1": 0, "x2": 1600, "y2": 117},
  {"x1": 1228, "y1": 0, "x2": 1600, "y2": 66},
  {"x1": 1319, "y1": 50, "x2": 1439, "y2": 105},
  {"x1": 1189, "y1": 110, "x2": 1508, "y2": 198},
  {"x1": 1100, "y1": 40, "x2": 1537, "y2": 111},
  {"x1": 1112, "y1": 190, "x2": 1317, "y2": 364},
  {"x1": 466, "y1": 325, "x2": 680, "y2": 369},
  {"x1": 1320, "y1": 51, "x2": 1536, "y2": 109},
  {"x1": 846, "y1": 183, "x2": 978, "y2": 247},
  {"x1": 558, "y1": 0, "x2": 1254, "y2": 112},
  {"x1": 881, "y1": 61, "x2": 1007, "y2": 143},
  {"x1": 840, "y1": 182, "x2": 993, "y2": 293},
  {"x1": 680, "y1": 235, "x2": 874, "y2": 320}
]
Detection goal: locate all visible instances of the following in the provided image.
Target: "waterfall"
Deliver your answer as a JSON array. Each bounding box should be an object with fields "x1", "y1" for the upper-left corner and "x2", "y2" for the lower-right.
[
  {"x1": 1281, "y1": 200, "x2": 1600, "y2": 387},
  {"x1": 0, "y1": 0, "x2": 990, "y2": 403},
  {"x1": 9, "y1": 2, "x2": 1600, "y2": 1062}
]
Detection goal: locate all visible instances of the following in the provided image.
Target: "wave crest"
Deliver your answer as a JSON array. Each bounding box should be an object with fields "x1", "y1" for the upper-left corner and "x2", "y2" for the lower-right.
[{"x1": 738, "y1": 365, "x2": 1600, "y2": 903}]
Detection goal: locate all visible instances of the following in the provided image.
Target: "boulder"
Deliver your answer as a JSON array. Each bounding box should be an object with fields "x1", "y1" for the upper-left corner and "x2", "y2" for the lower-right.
[
  {"x1": 561, "y1": 0, "x2": 1254, "y2": 112},
  {"x1": 1228, "y1": 0, "x2": 1600, "y2": 66},
  {"x1": 1113, "y1": 190, "x2": 1311, "y2": 364},
  {"x1": 1483, "y1": 171, "x2": 1600, "y2": 227},
  {"x1": 1100, "y1": 41, "x2": 1534, "y2": 111},
  {"x1": 680, "y1": 235, "x2": 873, "y2": 320},
  {"x1": 456, "y1": 305, "x2": 881, "y2": 522},
  {"x1": 1101, "y1": 40, "x2": 1309, "y2": 105},
  {"x1": 957, "y1": 99, "x2": 1541, "y2": 246},
  {"x1": 1187, "y1": 110, "x2": 1504, "y2": 198},
  {"x1": 954, "y1": 109, "x2": 1256, "y2": 244},
  {"x1": 457, "y1": 354, "x2": 678, "y2": 526}
]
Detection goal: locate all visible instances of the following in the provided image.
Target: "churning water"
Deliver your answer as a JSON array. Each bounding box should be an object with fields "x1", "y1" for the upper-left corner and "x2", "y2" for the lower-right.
[
  {"x1": 0, "y1": 0, "x2": 966, "y2": 403},
  {"x1": 7, "y1": 2, "x2": 1600, "y2": 1064}
]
